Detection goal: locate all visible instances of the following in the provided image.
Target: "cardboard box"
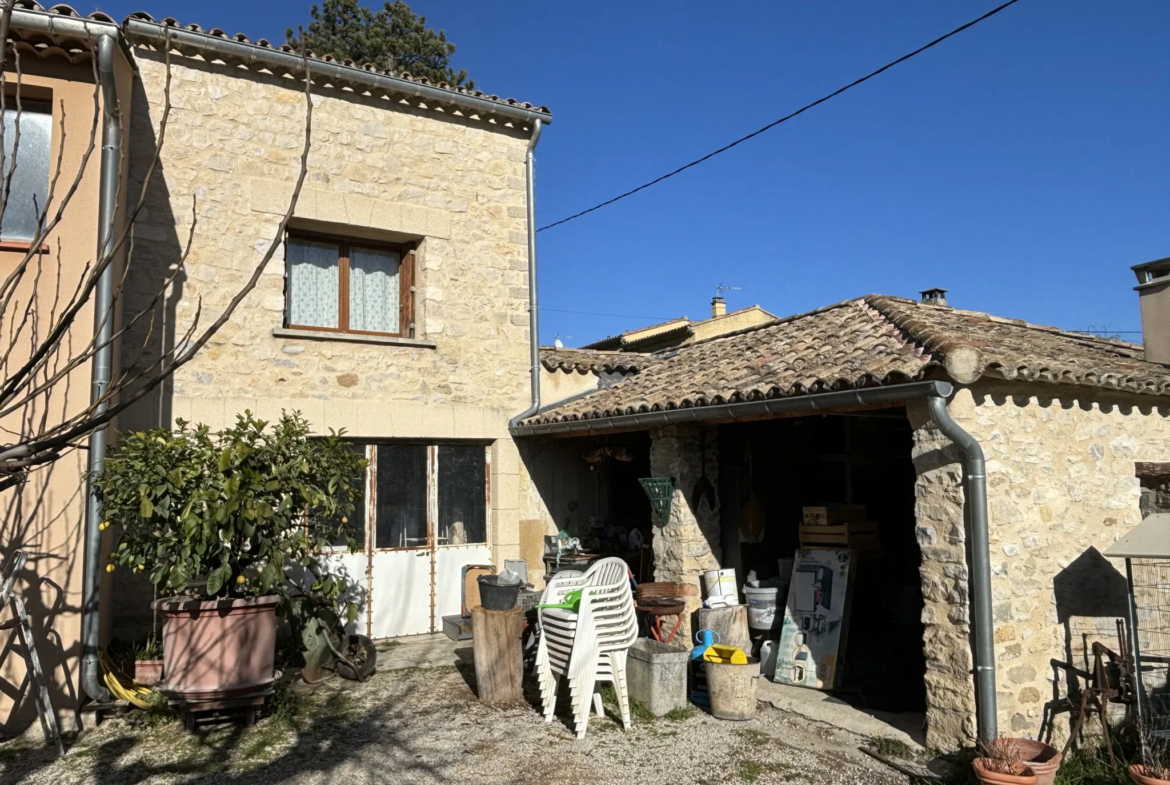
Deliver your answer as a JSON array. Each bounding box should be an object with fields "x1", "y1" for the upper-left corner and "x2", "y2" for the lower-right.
[{"x1": 802, "y1": 505, "x2": 868, "y2": 527}]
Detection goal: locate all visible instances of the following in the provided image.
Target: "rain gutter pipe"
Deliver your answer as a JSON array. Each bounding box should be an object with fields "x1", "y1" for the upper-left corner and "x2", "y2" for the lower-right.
[
  {"x1": 927, "y1": 393, "x2": 997, "y2": 741},
  {"x1": 80, "y1": 31, "x2": 122, "y2": 704},
  {"x1": 509, "y1": 118, "x2": 542, "y2": 428},
  {"x1": 512, "y1": 379, "x2": 998, "y2": 739}
]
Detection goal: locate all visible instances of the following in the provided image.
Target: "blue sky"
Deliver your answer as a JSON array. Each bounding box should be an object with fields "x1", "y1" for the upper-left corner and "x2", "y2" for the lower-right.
[{"x1": 102, "y1": 0, "x2": 1169, "y2": 346}]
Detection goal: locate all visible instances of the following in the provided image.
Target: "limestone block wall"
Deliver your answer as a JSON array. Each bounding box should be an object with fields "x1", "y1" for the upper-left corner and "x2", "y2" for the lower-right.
[
  {"x1": 117, "y1": 49, "x2": 537, "y2": 555},
  {"x1": 648, "y1": 424, "x2": 721, "y2": 640},
  {"x1": 909, "y1": 383, "x2": 1170, "y2": 750}
]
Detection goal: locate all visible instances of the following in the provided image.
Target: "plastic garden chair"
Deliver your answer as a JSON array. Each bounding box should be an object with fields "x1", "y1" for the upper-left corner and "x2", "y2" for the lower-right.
[{"x1": 535, "y1": 557, "x2": 637, "y2": 738}]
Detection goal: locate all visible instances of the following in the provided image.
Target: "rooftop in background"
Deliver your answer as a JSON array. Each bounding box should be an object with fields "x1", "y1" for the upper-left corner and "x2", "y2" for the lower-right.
[
  {"x1": 582, "y1": 303, "x2": 777, "y2": 354},
  {"x1": 522, "y1": 294, "x2": 1170, "y2": 428}
]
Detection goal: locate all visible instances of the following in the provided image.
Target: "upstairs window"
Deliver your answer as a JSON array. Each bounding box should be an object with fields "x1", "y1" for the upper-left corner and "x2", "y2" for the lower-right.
[
  {"x1": 1, "y1": 100, "x2": 52, "y2": 242},
  {"x1": 285, "y1": 231, "x2": 414, "y2": 337}
]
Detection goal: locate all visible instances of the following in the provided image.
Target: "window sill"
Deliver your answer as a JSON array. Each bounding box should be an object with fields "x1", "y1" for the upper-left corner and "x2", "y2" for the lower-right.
[
  {"x1": 0, "y1": 240, "x2": 50, "y2": 253},
  {"x1": 272, "y1": 327, "x2": 437, "y2": 349}
]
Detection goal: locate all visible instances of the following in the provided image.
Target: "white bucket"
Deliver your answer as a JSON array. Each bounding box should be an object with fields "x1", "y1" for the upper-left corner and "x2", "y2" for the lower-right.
[
  {"x1": 744, "y1": 585, "x2": 782, "y2": 632},
  {"x1": 703, "y1": 568, "x2": 737, "y2": 599}
]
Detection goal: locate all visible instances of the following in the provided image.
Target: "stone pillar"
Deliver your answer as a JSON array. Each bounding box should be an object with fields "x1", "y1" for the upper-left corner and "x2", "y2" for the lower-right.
[
  {"x1": 908, "y1": 398, "x2": 978, "y2": 751},
  {"x1": 648, "y1": 424, "x2": 721, "y2": 642}
]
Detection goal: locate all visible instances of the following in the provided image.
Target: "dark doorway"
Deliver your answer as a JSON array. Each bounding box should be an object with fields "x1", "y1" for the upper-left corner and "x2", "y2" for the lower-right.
[{"x1": 720, "y1": 409, "x2": 927, "y2": 713}]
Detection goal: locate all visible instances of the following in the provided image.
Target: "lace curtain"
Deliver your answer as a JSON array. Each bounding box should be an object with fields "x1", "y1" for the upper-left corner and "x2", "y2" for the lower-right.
[
  {"x1": 287, "y1": 237, "x2": 339, "y2": 328},
  {"x1": 349, "y1": 246, "x2": 400, "y2": 333}
]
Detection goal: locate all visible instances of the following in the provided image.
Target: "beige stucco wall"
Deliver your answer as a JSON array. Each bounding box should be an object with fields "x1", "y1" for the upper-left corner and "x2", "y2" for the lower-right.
[
  {"x1": 689, "y1": 306, "x2": 774, "y2": 342},
  {"x1": 0, "y1": 51, "x2": 131, "y2": 732},
  {"x1": 540, "y1": 366, "x2": 601, "y2": 407},
  {"x1": 118, "y1": 49, "x2": 537, "y2": 598},
  {"x1": 909, "y1": 382, "x2": 1169, "y2": 749}
]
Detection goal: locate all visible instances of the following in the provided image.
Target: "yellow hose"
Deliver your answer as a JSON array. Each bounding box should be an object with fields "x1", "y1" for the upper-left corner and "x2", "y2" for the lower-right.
[{"x1": 98, "y1": 650, "x2": 159, "y2": 710}]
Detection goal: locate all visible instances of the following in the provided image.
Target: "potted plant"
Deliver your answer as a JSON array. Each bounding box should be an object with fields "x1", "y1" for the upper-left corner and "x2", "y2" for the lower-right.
[
  {"x1": 1008, "y1": 738, "x2": 1062, "y2": 785},
  {"x1": 973, "y1": 738, "x2": 1038, "y2": 785},
  {"x1": 115, "y1": 637, "x2": 164, "y2": 687},
  {"x1": 1131, "y1": 739, "x2": 1170, "y2": 785},
  {"x1": 94, "y1": 411, "x2": 365, "y2": 700}
]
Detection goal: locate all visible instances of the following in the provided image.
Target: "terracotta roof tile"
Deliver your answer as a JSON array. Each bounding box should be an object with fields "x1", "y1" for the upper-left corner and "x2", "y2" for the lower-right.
[
  {"x1": 9, "y1": 3, "x2": 551, "y2": 118},
  {"x1": 524, "y1": 295, "x2": 1170, "y2": 426},
  {"x1": 540, "y1": 347, "x2": 645, "y2": 374}
]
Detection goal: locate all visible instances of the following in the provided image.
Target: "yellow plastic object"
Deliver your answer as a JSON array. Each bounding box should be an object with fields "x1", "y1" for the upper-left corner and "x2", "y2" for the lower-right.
[
  {"x1": 98, "y1": 650, "x2": 159, "y2": 710},
  {"x1": 702, "y1": 644, "x2": 748, "y2": 665}
]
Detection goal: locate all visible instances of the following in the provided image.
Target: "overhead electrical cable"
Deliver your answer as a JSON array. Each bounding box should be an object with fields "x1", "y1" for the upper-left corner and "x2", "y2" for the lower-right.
[{"x1": 538, "y1": 0, "x2": 1023, "y2": 233}]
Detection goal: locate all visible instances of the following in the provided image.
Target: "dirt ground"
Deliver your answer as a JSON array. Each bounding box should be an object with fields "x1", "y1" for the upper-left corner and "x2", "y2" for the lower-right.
[{"x1": 0, "y1": 662, "x2": 912, "y2": 785}]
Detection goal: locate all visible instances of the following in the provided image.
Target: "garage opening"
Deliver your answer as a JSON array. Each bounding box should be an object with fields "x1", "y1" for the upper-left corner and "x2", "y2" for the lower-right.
[{"x1": 719, "y1": 409, "x2": 926, "y2": 714}]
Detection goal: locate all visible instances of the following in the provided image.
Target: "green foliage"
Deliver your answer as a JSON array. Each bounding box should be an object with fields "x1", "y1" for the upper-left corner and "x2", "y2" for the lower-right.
[
  {"x1": 94, "y1": 411, "x2": 366, "y2": 622},
  {"x1": 287, "y1": 0, "x2": 473, "y2": 88}
]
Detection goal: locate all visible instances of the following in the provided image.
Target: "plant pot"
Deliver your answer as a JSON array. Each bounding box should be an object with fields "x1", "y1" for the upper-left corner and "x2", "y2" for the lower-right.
[
  {"x1": 132, "y1": 659, "x2": 164, "y2": 688},
  {"x1": 1130, "y1": 764, "x2": 1170, "y2": 785},
  {"x1": 1010, "y1": 739, "x2": 1062, "y2": 785},
  {"x1": 153, "y1": 595, "x2": 279, "y2": 700},
  {"x1": 973, "y1": 758, "x2": 1037, "y2": 785}
]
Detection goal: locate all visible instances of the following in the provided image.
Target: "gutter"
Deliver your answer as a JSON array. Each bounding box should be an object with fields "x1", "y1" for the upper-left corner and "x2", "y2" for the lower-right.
[
  {"x1": 79, "y1": 31, "x2": 124, "y2": 704},
  {"x1": 511, "y1": 379, "x2": 998, "y2": 740},
  {"x1": 508, "y1": 118, "x2": 542, "y2": 428},
  {"x1": 927, "y1": 394, "x2": 997, "y2": 741},
  {"x1": 122, "y1": 18, "x2": 551, "y2": 128}
]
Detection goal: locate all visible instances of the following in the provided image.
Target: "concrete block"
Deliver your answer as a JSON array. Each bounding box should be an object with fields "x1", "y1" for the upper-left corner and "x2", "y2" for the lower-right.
[{"x1": 626, "y1": 639, "x2": 690, "y2": 717}]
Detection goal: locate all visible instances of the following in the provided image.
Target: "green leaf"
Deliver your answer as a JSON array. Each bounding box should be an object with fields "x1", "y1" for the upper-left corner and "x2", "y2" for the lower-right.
[
  {"x1": 139, "y1": 496, "x2": 154, "y2": 518},
  {"x1": 218, "y1": 448, "x2": 232, "y2": 472},
  {"x1": 205, "y1": 565, "x2": 226, "y2": 596}
]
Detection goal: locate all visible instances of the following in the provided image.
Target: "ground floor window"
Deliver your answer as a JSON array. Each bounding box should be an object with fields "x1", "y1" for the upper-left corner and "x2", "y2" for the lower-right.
[
  {"x1": 336, "y1": 442, "x2": 490, "y2": 551},
  {"x1": 324, "y1": 441, "x2": 493, "y2": 639}
]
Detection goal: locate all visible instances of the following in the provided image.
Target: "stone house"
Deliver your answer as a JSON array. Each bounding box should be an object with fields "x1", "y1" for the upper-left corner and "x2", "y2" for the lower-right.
[
  {"x1": 581, "y1": 297, "x2": 776, "y2": 354},
  {"x1": 1, "y1": 3, "x2": 551, "y2": 731},
  {"x1": 513, "y1": 285, "x2": 1170, "y2": 750}
]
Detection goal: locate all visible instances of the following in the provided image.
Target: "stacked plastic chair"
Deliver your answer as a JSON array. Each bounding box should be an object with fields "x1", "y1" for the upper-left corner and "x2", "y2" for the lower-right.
[{"x1": 535, "y1": 556, "x2": 638, "y2": 739}]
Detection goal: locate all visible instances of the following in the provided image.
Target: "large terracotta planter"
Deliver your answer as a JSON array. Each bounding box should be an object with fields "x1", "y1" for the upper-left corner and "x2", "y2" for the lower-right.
[
  {"x1": 153, "y1": 595, "x2": 279, "y2": 700},
  {"x1": 973, "y1": 758, "x2": 1037, "y2": 785},
  {"x1": 1130, "y1": 764, "x2": 1170, "y2": 785},
  {"x1": 1011, "y1": 739, "x2": 1062, "y2": 785}
]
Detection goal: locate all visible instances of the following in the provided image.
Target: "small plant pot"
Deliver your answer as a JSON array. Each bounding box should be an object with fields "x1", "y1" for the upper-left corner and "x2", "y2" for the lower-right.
[
  {"x1": 1009, "y1": 739, "x2": 1062, "y2": 785},
  {"x1": 132, "y1": 659, "x2": 164, "y2": 688},
  {"x1": 973, "y1": 758, "x2": 1037, "y2": 785},
  {"x1": 1130, "y1": 764, "x2": 1170, "y2": 785}
]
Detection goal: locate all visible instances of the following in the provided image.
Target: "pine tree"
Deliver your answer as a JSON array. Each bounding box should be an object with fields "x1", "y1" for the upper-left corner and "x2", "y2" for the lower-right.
[{"x1": 287, "y1": 0, "x2": 474, "y2": 89}]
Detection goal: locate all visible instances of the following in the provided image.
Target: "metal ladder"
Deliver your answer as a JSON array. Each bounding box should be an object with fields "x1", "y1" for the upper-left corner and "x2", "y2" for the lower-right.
[{"x1": 1, "y1": 550, "x2": 64, "y2": 756}]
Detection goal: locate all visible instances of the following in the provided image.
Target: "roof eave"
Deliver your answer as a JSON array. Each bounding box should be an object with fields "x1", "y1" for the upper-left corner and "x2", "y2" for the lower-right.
[{"x1": 121, "y1": 16, "x2": 552, "y2": 127}]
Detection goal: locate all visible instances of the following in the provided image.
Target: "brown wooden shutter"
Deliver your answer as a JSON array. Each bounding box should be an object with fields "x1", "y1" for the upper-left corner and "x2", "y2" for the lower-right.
[{"x1": 401, "y1": 249, "x2": 416, "y2": 338}]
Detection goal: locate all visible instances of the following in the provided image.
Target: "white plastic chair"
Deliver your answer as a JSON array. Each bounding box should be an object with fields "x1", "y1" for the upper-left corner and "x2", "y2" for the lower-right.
[{"x1": 535, "y1": 557, "x2": 638, "y2": 738}]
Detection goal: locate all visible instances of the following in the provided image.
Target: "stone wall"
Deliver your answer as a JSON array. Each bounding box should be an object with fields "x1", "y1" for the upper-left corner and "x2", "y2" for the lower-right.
[
  {"x1": 112, "y1": 49, "x2": 540, "y2": 634},
  {"x1": 648, "y1": 424, "x2": 721, "y2": 640},
  {"x1": 909, "y1": 383, "x2": 1170, "y2": 749}
]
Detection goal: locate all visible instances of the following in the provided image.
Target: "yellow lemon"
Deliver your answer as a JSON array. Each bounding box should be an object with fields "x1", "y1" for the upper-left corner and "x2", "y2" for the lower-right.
[
  {"x1": 105, "y1": 564, "x2": 115, "y2": 572},
  {"x1": 341, "y1": 516, "x2": 348, "y2": 524},
  {"x1": 236, "y1": 574, "x2": 246, "y2": 585}
]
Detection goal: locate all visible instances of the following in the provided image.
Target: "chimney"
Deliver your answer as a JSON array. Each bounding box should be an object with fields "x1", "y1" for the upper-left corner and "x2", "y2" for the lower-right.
[
  {"x1": 920, "y1": 287, "x2": 949, "y2": 307},
  {"x1": 1132, "y1": 257, "x2": 1170, "y2": 364},
  {"x1": 711, "y1": 296, "x2": 726, "y2": 318}
]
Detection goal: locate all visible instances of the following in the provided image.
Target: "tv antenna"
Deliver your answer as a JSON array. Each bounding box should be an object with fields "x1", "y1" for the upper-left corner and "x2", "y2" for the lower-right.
[{"x1": 715, "y1": 283, "x2": 742, "y2": 298}]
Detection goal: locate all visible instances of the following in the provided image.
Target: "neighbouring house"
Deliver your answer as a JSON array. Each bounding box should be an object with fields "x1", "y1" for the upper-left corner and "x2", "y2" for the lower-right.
[
  {"x1": 1, "y1": 3, "x2": 552, "y2": 733},
  {"x1": 581, "y1": 297, "x2": 776, "y2": 354},
  {"x1": 511, "y1": 277, "x2": 1170, "y2": 751}
]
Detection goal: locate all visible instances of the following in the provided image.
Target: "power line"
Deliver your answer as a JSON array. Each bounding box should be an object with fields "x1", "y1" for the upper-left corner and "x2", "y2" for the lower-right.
[
  {"x1": 538, "y1": 0, "x2": 1023, "y2": 233},
  {"x1": 543, "y1": 307, "x2": 674, "y2": 321}
]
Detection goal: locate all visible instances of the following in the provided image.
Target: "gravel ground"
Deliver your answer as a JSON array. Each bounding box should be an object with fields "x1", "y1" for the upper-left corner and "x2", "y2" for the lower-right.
[{"x1": 0, "y1": 663, "x2": 911, "y2": 785}]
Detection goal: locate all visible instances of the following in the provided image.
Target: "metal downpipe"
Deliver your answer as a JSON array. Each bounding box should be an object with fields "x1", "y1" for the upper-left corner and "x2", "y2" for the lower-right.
[
  {"x1": 80, "y1": 32, "x2": 121, "y2": 703},
  {"x1": 509, "y1": 118, "x2": 542, "y2": 428},
  {"x1": 927, "y1": 392, "x2": 997, "y2": 741}
]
